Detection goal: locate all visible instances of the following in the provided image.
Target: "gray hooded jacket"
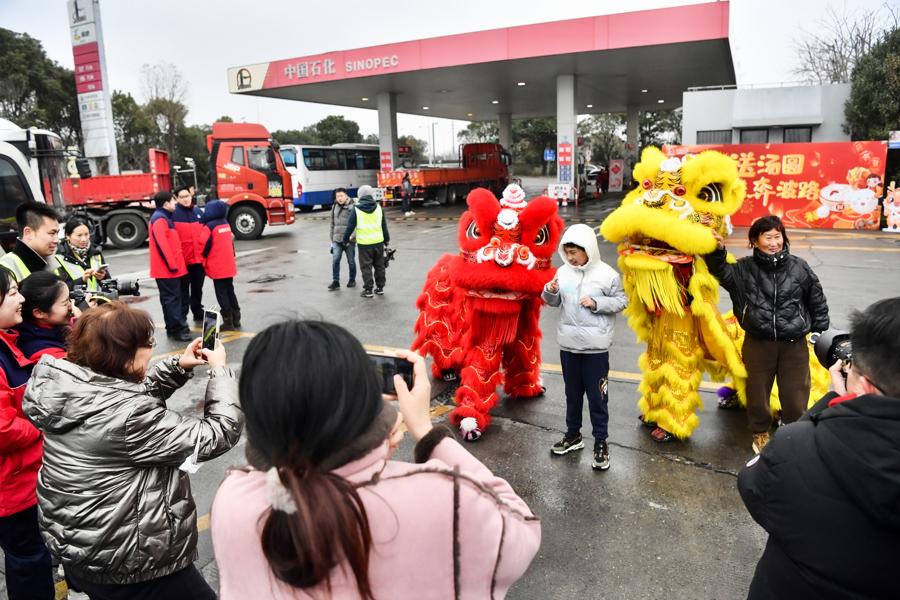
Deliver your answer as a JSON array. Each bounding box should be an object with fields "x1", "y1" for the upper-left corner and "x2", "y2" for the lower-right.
[
  {"x1": 22, "y1": 354, "x2": 244, "y2": 585},
  {"x1": 542, "y1": 224, "x2": 628, "y2": 353}
]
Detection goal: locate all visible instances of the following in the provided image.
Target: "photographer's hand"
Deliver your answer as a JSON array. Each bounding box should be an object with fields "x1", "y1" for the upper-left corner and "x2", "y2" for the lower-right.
[
  {"x1": 82, "y1": 269, "x2": 94, "y2": 283},
  {"x1": 201, "y1": 341, "x2": 227, "y2": 369},
  {"x1": 829, "y1": 359, "x2": 848, "y2": 396},
  {"x1": 94, "y1": 268, "x2": 107, "y2": 279},
  {"x1": 392, "y1": 349, "x2": 433, "y2": 442},
  {"x1": 178, "y1": 338, "x2": 207, "y2": 370}
]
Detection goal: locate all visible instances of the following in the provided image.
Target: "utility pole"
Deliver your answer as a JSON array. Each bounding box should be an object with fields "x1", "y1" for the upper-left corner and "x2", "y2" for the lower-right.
[{"x1": 431, "y1": 122, "x2": 437, "y2": 165}]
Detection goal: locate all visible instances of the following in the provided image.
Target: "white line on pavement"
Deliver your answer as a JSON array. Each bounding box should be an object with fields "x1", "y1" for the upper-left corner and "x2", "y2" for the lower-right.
[{"x1": 236, "y1": 247, "x2": 275, "y2": 257}]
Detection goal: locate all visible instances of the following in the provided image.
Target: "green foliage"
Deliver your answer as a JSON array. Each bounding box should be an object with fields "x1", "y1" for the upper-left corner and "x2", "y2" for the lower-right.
[
  {"x1": 0, "y1": 28, "x2": 82, "y2": 147},
  {"x1": 844, "y1": 27, "x2": 900, "y2": 141},
  {"x1": 270, "y1": 128, "x2": 320, "y2": 145},
  {"x1": 512, "y1": 118, "x2": 557, "y2": 175},
  {"x1": 310, "y1": 115, "x2": 364, "y2": 145},
  {"x1": 112, "y1": 91, "x2": 156, "y2": 172},
  {"x1": 579, "y1": 114, "x2": 625, "y2": 167},
  {"x1": 639, "y1": 109, "x2": 682, "y2": 152},
  {"x1": 363, "y1": 133, "x2": 379, "y2": 144},
  {"x1": 458, "y1": 121, "x2": 499, "y2": 144},
  {"x1": 399, "y1": 135, "x2": 427, "y2": 166},
  {"x1": 217, "y1": 116, "x2": 234, "y2": 123}
]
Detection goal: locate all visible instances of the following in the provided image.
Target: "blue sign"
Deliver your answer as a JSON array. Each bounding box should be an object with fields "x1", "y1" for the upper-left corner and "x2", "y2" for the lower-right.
[
  {"x1": 559, "y1": 165, "x2": 572, "y2": 182},
  {"x1": 544, "y1": 149, "x2": 556, "y2": 161},
  {"x1": 890, "y1": 131, "x2": 900, "y2": 149}
]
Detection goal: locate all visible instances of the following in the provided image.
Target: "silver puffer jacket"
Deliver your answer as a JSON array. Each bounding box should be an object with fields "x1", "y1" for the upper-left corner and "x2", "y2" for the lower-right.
[{"x1": 22, "y1": 354, "x2": 244, "y2": 585}]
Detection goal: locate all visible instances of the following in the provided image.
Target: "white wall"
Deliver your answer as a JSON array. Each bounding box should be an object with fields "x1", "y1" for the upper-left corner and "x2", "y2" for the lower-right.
[{"x1": 681, "y1": 84, "x2": 852, "y2": 145}]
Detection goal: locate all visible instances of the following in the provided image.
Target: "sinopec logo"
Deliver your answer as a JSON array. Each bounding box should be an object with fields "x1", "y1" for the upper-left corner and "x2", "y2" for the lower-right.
[{"x1": 237, "y1": 69, "x2": 252, "y2": 90}]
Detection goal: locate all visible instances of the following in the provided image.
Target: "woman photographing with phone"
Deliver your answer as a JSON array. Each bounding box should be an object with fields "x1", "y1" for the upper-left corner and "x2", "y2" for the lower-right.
[
  {"x1": 55, "y1": 216, "x2": 109, "y2": 292},
  {"x1": 211, "y1": 320, "x2": 541, "y2": 599},
  {"x1": 22, "y1": 301, "x2": 244, "y2": 599}
]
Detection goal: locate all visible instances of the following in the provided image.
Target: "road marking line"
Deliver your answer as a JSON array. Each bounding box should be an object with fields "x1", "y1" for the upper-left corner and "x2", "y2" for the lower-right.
[{"x1": 236, "y1": 247, "x2": 274, "y2": 257}]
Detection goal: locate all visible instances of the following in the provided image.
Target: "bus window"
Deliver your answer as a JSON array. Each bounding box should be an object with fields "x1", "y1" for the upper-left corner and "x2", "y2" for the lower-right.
[
  {"x1": 280, "y1": 149, "x2": 297, "y2": 168},
  {"x1": 230, "y1": 146, "x2": 245, "y2": 166},
  {"x1": 361, "y1": 150, "x2": 379, "y2": 170},
  {"x1": 303, "y1": 148, "x2": 325, "y2": 170},
  {"x1": 324, "y1": 150, "x2": 345, "y2": 170},
  {"x1": 342, "y1": 150, "x2": 357, "y2": 170}
]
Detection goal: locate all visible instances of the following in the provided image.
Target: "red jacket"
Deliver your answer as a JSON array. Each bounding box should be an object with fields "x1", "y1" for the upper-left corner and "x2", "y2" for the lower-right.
[
  {"x1": 172, "y1": 204, "x2": 205, "y2": 265},
  {"x1": 0, "y1": 328, "x2": 43, "y2": 517},
  {"x1": 200, "y1": 222, "x2": 237, "y2": 279},
  {"x1": 149, "y1": 209, "x2": 188, "y2": 279}
]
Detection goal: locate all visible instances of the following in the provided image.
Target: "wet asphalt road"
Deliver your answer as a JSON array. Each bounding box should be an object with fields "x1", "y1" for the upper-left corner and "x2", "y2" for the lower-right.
[{"x1": 3, "y1": 176, "x2": 899, "y2": 599}]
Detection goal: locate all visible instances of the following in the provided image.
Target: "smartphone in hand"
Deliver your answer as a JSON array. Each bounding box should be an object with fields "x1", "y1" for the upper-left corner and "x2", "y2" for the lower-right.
[
  {"x1": 367, "y1": 350, "x2": 414, "y2": 396},
  {"x1": 201, "y1": 310, "x2": 221, "y2": 353}
]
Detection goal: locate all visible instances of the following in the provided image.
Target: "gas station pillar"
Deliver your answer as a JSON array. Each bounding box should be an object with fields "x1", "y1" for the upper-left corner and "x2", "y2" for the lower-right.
[
  {"x1": 625, "y1": 104, "x2": 639, "y2": 184},
  {"x1": 556, "y1": 75, "x2": 577, "y2": 191},
  {"x1": 498, "y1": 113, "x2": 512, "y2": 175},
  {"x1": 377, "y1": 92, "x2": 399, "y2": 169}
]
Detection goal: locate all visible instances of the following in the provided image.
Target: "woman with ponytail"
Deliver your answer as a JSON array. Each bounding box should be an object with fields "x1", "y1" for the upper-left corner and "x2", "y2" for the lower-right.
[{"x1": 211, "y1": 320, "x2": 541, "y2": 599}]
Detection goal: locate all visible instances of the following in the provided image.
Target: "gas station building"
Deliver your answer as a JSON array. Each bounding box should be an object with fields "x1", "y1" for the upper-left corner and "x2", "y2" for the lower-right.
[{"x1": 227, "y1": 1, "x2": 735, "y2": 188}]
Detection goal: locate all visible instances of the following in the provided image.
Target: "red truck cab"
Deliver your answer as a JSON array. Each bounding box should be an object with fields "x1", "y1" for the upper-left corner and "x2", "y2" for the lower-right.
[{"x1": 207, "y1": 122, "x2": 295, "y2": 239}]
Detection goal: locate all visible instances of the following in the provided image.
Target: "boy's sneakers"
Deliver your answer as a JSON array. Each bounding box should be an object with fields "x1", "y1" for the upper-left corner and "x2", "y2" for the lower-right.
[
  {"x1": 405, "y1": 211, "x2": 416, "y2": 217},
  {"x1": 752, "y1": 432, "x2": 770, "y2": 454},
  {"x1": 375, "y1": 287, "x2": 384, "y2": 295},
  {"x1": 328, "y1": 280, "x2": 340, "y2": 291},
  {"x1": 347, "y1": 279, "x2": 357, "y2": 288},
  {"x1": 551, "y1": 432, "x2": 584, "y2": 455},
  {"x1": 592, "y1": 440, "x2": 610, "y2": 471},
  {"x1": 361, "y1": 289, "x2": 374, "y2": 298}
]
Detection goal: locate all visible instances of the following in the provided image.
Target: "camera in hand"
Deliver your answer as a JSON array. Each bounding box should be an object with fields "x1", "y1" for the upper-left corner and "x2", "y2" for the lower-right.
[
  {"x1": 811, "y1": 329, "x2": 852, "y2": 380},
  {"x1": 384, "y1": 245, "x2": 396, "y2": 268},
  {"x1": 70, "y1": 279, "x2": 141, "y2": 305}
]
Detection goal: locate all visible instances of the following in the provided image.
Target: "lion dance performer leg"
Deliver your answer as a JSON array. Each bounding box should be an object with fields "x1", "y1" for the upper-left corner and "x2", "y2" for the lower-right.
[{"x1": 413, "y1": 185, "x2": 563, "y2": 440}]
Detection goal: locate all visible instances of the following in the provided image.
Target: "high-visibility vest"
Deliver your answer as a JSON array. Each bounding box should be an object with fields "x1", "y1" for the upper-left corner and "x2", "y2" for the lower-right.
[
  {"x1": 0, "y1": 252, "x2": 63, "y2": 282},
  {"x1": 55, "y1": 254, "x2": 104, "y2": 291},
  {"x1": 354, "y1": 205, "x2": 384, "y2": 245}
]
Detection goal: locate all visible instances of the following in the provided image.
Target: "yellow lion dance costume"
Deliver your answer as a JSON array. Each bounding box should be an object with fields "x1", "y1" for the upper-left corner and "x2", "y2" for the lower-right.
[{"x1": 600, "y1": 148, "x2": 827, "y2": 441}]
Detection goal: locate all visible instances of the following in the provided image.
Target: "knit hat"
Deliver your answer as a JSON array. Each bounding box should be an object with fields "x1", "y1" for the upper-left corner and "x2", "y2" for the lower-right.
[{"x1": 357, "y1": 185, "x2": 375, "y2": 199}]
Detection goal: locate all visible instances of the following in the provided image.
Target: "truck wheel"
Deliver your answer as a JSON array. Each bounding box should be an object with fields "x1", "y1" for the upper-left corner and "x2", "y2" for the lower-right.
[
  {"x1": 107, "y1": 214, "x2": 148, "y2": 249},
  {"x1": 229, "y1": 205, "x2": 265, "y2": 240},
  {"x1": 437, "y1": 186, "x2": 448, "y2": 205},
  {"x1": 447, "y1": 185, "x2": 457, "y2": 205}
]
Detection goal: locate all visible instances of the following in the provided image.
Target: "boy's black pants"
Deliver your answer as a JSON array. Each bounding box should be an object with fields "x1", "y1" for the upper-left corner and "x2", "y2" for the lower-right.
[
  {"x1": 212, "y1": 278, "x2": 240, "y2": 313},
  {"x1": 560, "y1": 350, "x2": 610, "y2": 441},
  {"x1": 357, "y1": 243, "x2": 386, "y2": 291}
]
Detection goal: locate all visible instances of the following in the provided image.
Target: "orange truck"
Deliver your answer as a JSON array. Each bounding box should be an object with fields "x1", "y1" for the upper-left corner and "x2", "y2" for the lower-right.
[
  {"x1": 377, "y1": 142, "x2": 511, "y2": 205},
  {"x1": 207, "y1": 122, "x2": 295, "y2": 239}
]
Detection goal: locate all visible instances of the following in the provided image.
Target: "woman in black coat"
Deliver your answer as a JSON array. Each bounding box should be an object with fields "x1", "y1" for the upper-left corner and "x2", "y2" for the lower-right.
[{"x1": 706, "y1": 215, "x2": 829, "y2": 453}]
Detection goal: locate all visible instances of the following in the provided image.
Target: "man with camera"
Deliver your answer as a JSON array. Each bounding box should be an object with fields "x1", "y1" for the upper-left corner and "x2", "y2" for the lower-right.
[
  {"x1": 0, "y1": 202, "x2": 63, "y2": 282},
  {"x1": 738, "y1": 296, "x2": 900, "y2": 599}
]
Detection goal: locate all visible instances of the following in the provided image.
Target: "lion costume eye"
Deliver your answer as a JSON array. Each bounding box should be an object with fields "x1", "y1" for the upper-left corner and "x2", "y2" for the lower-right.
[
  {"x1": 698, "y1": 183, "x2": 723, "y2": 203},
  {"x1": 466, "y1": 221, "x2": 481, "y2": 239},
  {"x1": 534, "y1": 225, "x2": 549, "y2": 245}
]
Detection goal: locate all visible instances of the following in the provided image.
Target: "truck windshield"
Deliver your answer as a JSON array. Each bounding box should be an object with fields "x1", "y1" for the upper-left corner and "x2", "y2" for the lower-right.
[{"x1": 248, "y1": 147, "x2": 274, "y2": 172}]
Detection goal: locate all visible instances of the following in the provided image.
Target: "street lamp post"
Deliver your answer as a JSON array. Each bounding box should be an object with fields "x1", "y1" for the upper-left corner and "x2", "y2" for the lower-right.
[{"x1": 431, "y1": 122, "x2": 437, "y2": 166}]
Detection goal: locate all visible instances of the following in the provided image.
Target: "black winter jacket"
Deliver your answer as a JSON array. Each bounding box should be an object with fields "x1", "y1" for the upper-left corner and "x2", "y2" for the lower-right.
[
  {"x1": 706, "y1": 245, "x2": 829, "y2": 341},
  {"x1": 738, "y1": 391, "x2": 900, "y2": 599}
]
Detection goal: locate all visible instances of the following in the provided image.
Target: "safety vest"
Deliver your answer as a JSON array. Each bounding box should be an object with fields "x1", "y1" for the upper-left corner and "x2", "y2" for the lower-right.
[
  {"x1": 0, "y1": 252, "x2": 63, "y2": 282},
  {"x1": 55, "y1": 254, "x2": 104, "y2": 292},
  {"x1": 354, "y1": 205, "x2": 385, "y2": 245}
]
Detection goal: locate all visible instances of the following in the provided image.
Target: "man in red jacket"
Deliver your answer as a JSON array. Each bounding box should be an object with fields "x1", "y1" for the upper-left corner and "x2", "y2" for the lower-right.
[
  {"x1": 150, "y1": 191, "x2": 191, "y2": 341},
  {"x1": 200, "y1": 200, "x2": 240, "y2": 330},
  {"x1": 172, "y1": 186, "x2": 206, "y2": 325}
]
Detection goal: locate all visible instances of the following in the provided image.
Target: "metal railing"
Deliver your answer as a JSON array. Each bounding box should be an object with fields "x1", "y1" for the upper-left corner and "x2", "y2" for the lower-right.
[{"x1": 687, "y1": 82, "x2": 813, "y2": 92}]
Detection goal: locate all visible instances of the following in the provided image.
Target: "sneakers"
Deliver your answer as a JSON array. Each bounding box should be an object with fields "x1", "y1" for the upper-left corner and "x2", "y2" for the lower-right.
[
  {"x1": 752, "y1": 432, "x2": 770, "y2": 454},
  {"x1": 551, "y1": 432, "x2": 584, "y2": 455},
  {"x1": 375, "y1": 287, "x2": 384, "y2": 295},
  {"x1": 347, "y1": 279, "x2": 357, "y2": 288},
  {"x1": 328, "y1": 280, "x2": 340, "y2": 291},
  {"x1": 592, "y1": 440, "x2": 610, "y2": 471},
  {"x1": 361, "y1": 289, "x2": 374, "y2": 298},
  {"x1": 405, "y1": 211, "x2": 416, "y2": 217}
]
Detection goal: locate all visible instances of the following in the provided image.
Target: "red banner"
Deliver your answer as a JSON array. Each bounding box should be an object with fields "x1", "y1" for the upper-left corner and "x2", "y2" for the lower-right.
[{"x1": 664, "y1": 142, "x2": 888, "y2": 230}]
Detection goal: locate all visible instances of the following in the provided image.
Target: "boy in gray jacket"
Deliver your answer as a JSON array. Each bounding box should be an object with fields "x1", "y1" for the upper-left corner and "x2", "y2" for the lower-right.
[
  {"x1": 328, "y1": 188, "x2": 356, "y2": 290},
  {"x1": 542, "y1": 224, "x2": 627, "y2": 470}
]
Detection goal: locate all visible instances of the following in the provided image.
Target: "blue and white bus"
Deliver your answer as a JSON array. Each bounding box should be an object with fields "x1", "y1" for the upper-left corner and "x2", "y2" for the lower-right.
[{"x1": 279, "y1": 144, "x2": 380, "y2": 211}]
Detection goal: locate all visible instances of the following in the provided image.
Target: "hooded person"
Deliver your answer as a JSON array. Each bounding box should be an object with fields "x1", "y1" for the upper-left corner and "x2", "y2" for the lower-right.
[
  {"x1": 343, "y1": 185, "x2": 390, "y2": 298},
  {"x1": 542, "y1": 223, "x2": 628, "y2": 470},
  {"x1": 199, "y1": 200, "x2": 240, "y2": 330}
]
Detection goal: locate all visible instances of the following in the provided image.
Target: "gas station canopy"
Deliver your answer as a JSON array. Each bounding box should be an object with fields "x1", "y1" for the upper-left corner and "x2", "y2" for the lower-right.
[{"x1": 227, "y1": 2, "x2": 735, "y2": 120}]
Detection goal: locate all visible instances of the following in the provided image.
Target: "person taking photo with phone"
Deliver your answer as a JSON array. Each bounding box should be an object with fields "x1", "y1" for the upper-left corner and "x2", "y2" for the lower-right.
[
  {"x1": 22, "y1": 301, "x2": 244, "y2": 600},
  {"x1": 211, "y1": 320, "x2": 541, "y2": 599},
  {"x1": 55, "y1": 216, "x2": 110, "y2": 292}
]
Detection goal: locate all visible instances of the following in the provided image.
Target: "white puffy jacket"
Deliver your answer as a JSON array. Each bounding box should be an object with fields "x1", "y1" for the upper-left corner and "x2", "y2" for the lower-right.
[{"x1": 542, "y1": 224, "x2": 627, "y2": 353}]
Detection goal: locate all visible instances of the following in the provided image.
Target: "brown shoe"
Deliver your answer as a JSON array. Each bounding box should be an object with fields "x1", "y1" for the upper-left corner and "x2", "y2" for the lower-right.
[{"x1": 752, "y1": 432, "x2": 770, "y2": 454}]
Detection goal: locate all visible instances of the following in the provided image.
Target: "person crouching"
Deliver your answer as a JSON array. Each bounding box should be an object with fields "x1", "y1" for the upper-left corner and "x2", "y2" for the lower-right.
[{"x1": 200, "y1": 200, "x2": 240, "y2": 330}]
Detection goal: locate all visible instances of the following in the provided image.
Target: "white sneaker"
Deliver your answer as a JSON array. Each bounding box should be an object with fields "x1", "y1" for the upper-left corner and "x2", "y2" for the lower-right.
[{"x1": 405, "y1": 211, "x2": 415, "y2": 217}]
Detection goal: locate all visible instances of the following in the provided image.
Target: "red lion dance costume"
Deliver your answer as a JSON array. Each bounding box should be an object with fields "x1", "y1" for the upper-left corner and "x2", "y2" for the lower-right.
[{"x1": 413, "y1": 185, "x2": 563, "y2": 440}]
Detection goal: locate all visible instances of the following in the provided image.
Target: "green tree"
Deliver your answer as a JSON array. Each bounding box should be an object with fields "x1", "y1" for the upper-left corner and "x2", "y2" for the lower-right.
[
  {"x1": 217, "y1": 115, "x2": 234, "y2": 123},
  {"x1": 639, "y1": 109, "x2": 682, "y2": 152},
  {"x1": 398, "y1": 134, "x2": 427, "y2": 166},
  {"x1": 363, "y1": 133, "x2": 379, "y2": 144},
  {"x1": 312, "y1": 115, "x2": 363, "y2": 145},
  {"x1": 0, "y1": 28, "x2": 82, "y2": 147},
  {"x1": 176, "y1": 123, "x2": 212, "y2": 190},
  {"x1": 844, "y1": 27, "x2": 900, "y2": 141},
  {"x1": 512, "y1": 117, "x2": 556, "y2": 175},
  {"x1": 579, "y1": 113, "x2": 625, "y2": 167},
  {"x1": 141, "y1": 62, "x2": 189, "y2": 172},
  {"x1": 271, "y1": 128, "x2": 320, "y2": 145},
  {"x1": 458, "y1": 121, "x2": 499, "y2": 144},
  {"x1": 112, "y1": 91, "x2": 156, "y2": 172}
]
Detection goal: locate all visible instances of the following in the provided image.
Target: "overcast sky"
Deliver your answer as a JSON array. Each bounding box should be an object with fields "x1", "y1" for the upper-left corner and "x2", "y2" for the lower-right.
[{"x1": 2, "y1": 0, "x2": 895, "y2": 156}]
